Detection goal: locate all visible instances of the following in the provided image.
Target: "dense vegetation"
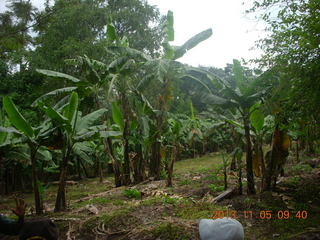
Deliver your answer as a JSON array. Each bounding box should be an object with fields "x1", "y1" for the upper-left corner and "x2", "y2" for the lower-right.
[{"x1": 0, "y1": 0, "x2": 319, "y2": 239}]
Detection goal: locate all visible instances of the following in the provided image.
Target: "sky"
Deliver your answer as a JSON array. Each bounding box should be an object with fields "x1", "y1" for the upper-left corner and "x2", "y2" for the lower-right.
[{"x1": 0, "y1": 0, "x2": 267, "y2": 68}]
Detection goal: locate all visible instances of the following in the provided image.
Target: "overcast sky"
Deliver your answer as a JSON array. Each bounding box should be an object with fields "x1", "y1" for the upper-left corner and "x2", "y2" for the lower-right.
[{"x1": 0, "y1": 0, "x2": 266, "y2": 68}]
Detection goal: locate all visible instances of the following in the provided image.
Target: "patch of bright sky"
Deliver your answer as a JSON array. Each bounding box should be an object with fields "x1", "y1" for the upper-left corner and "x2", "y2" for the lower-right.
[
  {"x1": 148, "y1": 0, "x2": 267, "y2": 68},
  {"x1": 0, "y1": 0, "x2": 267, "y2": 68}
]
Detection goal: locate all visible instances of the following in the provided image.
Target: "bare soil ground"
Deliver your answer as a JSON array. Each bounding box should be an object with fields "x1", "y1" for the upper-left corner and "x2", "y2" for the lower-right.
[{"x1": 1, "y1": 153, "x2": 319, "y2": 240}]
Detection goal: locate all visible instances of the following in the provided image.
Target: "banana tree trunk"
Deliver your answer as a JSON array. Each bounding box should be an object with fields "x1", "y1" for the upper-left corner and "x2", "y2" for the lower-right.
[
  {"x1": 0, "y1": 155, "x2": 4, "y2": 195},
  {"x1": 123, "y1": 119, "x2": 131, "y2": 185},
  {"x1": 150, "y1": 141, "x2": 161, "y2": 180},
  {"x1": 105, "y1": 138, "x2": 122, "y2": 187},
  {"x1": 54, "y1": 147, "x2": 71, "y2": 212},
  {"x1": 121, "y1": 93, "x2": 131, "y2": 185},
  {"x1": 167, "y1": 145, "x2": 177, "y2": 187},
  {"x1": 77, "y1": 157, "x2": 82, "y2": 180},
  {"x1": 138, "y1": 144, "x2": 146, "y2": 181},
  {"x1": 99, "y1": 158, "x2": 103, "y2": 183},
  {"x1": 30, "y1": 146, "x2": 43, "y2": 215},
  {"x1": 243, "y1": 112, "x2": 256, "y2": 194}
]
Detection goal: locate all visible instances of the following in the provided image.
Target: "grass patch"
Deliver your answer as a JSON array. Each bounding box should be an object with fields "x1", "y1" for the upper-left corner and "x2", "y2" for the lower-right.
[
  {"x1": 208, "y1": 184, "x2": 224, "y2": 193},
  {"x1": 123, "y1": 189, "x2": 141, "y2": 199},
  {"x1": 178, "y1": 179, "x2": 192, "y2": 185},
  {"x1": 174, "y1": 200, "x2": 226, "y2": 219},
  {"x1": 151, "y1": 223, "x2": 191, "y2": 240},
  {"x1": 174, "y1": 155, "x2": 221, "y2": 175},
  {"x1": 72, "y1": 197, "x2": 112, "y2": 208},
  {"x1": 140, "y1": 197, "x2": 164, "y2": 206}
]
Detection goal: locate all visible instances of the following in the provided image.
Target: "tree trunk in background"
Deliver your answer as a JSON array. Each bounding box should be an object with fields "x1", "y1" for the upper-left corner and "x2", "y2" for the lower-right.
[
  {"x1": 79, "y1": 159, "x2": 89, "y2": 178},
  {"x1": 0, "y1": 156, "x2": 4, "y2": 195},
  {"x1": 138, "y1": 144, "x2": 146, "y2": 181},
  {"x1": 167, "y1": 145, "x2": 177, "y2": 187},
  {"x1": 264, "y1": 125, "x2": 281, "y2": 191},
  {"x1": 123, "y1": 118, "x2": 131, "y2": 185},
  {"x1": 151, "y1": 141, "x2": 161, "y2": 180},
  {"x1": 296, "y1": 139, "x2": 299, "y2": 162},
  {"x1": 54, "y1": 148, "x2": 71, "y2": 212},
  {"x1": 238, "y1": 163, "x2": 242, "y2": 195},
  {"x1": 77, "y1": 158, "x2": 82, "y2": 179},
  {"x1": 99, "y1": 158, "x2": 103, "y2": 183},
  {"x1": 243, "y1": 113, "x2": 256, "y2": 194},
  {"x1": 259, "y1": 143, "x2": 266, "y2": 192},
  {"x1": 230, "y1": 155, "x2": 236, "y2": 171},
  {"x1": 122, "y1": 94, "x2": 131, "y2": 185},
  {"x1": 105, "y1": 138, "x2": 122, "y2": 187},
  {"x1": 4, "y1": 168, "x2": 9, "y2": 195},
  {"x1": 30, "y1": 147, "x2": 43, "y2": 215}
]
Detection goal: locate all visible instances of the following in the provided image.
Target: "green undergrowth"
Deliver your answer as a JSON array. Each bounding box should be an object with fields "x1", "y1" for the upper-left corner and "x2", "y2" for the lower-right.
[
  {"x1": 83, "y1": 207, "x2": 136, "y2": 231},
  {"x1": 151, "y1": 222, "x2": 192, "y2": 240},
  {"x1": 72, "y1": 197, "x2": 118, "y2": 209},
  {"x1": 174, "y1": 200, "x2": 227, "y2": 219}
]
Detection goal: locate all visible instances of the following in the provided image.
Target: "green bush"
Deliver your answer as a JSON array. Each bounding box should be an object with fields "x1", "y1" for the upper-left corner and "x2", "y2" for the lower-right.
[
  {"x1": 163, "y1": 196, "x2": 178, "y2": 204},
  {"x1": 123, "y1": 189, "x2": 141, "y2": 199},
  {"x1": 208, "y1": 184, "x2": 224, "y2": 193}
]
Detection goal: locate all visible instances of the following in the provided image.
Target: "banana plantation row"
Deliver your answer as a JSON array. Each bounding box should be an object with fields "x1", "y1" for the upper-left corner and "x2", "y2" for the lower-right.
[{"x1": 1, "y1": 6, "x2": 319, "y2": 217}]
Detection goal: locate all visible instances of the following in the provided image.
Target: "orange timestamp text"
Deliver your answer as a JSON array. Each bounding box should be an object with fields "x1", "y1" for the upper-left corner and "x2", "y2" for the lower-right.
[{"x1": 211, "y1": 209, "x2": 308, "y2": 220}]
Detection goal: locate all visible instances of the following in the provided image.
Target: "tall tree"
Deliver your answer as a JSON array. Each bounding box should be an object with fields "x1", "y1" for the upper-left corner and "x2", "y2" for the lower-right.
[
  {"x1": 32, "y1": 0, "x2": 163, "y2": 71},
  {"x1": 0, "y1": 0, "x2": 36, "y2": 71},
  {"x1": 248, "y1": 0, "x2": 320, "y2": 145}
]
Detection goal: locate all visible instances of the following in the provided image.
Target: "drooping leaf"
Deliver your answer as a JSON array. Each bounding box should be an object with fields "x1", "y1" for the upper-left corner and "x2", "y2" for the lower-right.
[
  {"x1": 3, "y1": 97, "x2": 34, "y2": 138},
  {"x1": 32, "y1": 87, "x2": 77, "y2": 106},
  {"x1": 106, "y1": 23, "x2": 118, "y2": 43},
  {"x1": 174, "y1": 28, "x2": 212, "y2": 60},
  {"x1": 100, "y1": 130, "x2": 122, "y2": 138},
  {"x1": 232, "y1": 59, "x2": 247, "y2": 94},
  {"x1": 190, "y1": 102, "x2": 195, "y2": 120},
  {"x1": 40, "y1": 105, "x2": 69, "y2": 124},
  {"x1": 165, "y1": 10, "x2": 174, "y2": 41},
  {"x1": 141, "y1": 116, "x2": 150, "y2": 139},
  {"x1": 111, "y1": 102, "x2": 124, "y2": 131},
  {"x1": 253, "y1": 152, "x2": 262, "y2": 177},
  {"x1": 36, "y1": 69, "x2": 80, "y2": 82},
  {"x1": 77, "y1": 108, "x2": 107, "y2": 131},
  {"x1": 250, "y1": 102, "x2": 265, "y2": 133},
  {"x1": 64, "y1": 92, "x2": 78, "y2": 125},
  {"x1": 36, "y1": 147, "x2": 52, "y2": 161},
  {"x1": 74, "y1": 131, "x2": 99, "y2": 142}
]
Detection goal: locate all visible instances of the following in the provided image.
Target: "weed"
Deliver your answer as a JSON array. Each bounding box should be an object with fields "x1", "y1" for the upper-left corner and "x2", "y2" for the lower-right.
[
  {"x1": 174, "y1": 201, "x2": 226, "y2": 219},
  {"x1": 163, "y1": 196, "x2": 178, "y2": 205},
  {"x1": 290, "y1": 164, "x2": 312, "y2": 175},
  {"x1": 208, "y1": 184, "x2": 224, "y2": 193},
  {"x1": 204, "y1": 173, "x2": 224, "y2": 182},
  {"x1": 123, "y1": 189, "x2": 141, "y2": 199},
  {"x1": 178, "y1": 179, "x2": 191, "y2": 185},
  {"x1": 152, "y1": 223, "x2": 191, "y2": 240},
  {"x1": 287, "y1": 176, "x2": 301, "y2": 185}
]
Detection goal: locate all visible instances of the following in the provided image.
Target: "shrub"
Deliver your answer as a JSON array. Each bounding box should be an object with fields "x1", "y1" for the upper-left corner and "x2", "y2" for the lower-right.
[{"x1": 123, "y1": 189, "x2": 141, "y2": 199}]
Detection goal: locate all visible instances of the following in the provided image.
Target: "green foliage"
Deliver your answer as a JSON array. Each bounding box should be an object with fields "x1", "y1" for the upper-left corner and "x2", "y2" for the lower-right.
[
  {"x1": 290, "y1": 164, "x2": 313, "y2": 175},
  {"x1": 250, "y1": 102, "x2": 265, "y2": 133},
  {"x1": 163, "y1": 196, "x2": 178, "y2": 205},
  {"x1": 111, "y1": 102, "x2": 124, "y2": 131},
  {"x1": 152, "y1": 223, "x2": 191, "y2": 240},
  {"x1": 208, "y1": 184, "x2": 224, "y2": 193},
  {"x1": 123, "y1": 189, "x2": 141, "y2": 199},
  {"x1": 3, "y1": 96, "x2": 34, "y2": 138}
]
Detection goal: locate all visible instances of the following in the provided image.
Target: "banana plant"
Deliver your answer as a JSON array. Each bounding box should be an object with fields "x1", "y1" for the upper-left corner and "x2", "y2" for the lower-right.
[
  {"x1": 1, "y1": 97, "x2": 55, "y2": 214},
  {"x1": 38, "y1": 92, "x2": 120, "y2": 211},
  {"x1": 137, "y1": 10, "x2": 212, "y2": 179},
  {"x1": 164, "y1": 117, "x2": 184, "y2": 187},
  {"x1": 189, "y1": 59, "x2": 267, "y2": 194}
]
